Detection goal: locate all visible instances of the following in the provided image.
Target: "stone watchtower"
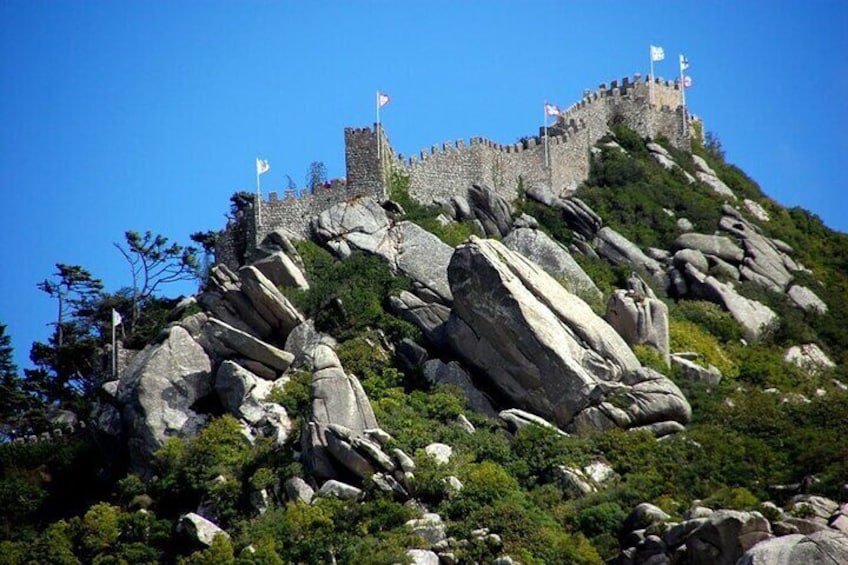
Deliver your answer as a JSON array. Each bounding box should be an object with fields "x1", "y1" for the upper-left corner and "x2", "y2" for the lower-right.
[{"x1": 343, "y1": 125, "x2": 393, "y2": 199}]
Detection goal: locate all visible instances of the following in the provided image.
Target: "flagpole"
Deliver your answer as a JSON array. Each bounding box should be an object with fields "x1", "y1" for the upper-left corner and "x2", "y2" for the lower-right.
[
  {"x1": 649, "y1": 47, "x2": 654, "y2": 106},
  {"x1": 376, "y1": 91, "x2": 381, "y2": 163},
  {"x1": 544, "y1": 102, "x2": 549, "y2": 168},
  {"x1": 255, "y1": 164, "x2": 262, "y2": 226},
  {"x1": 111, "y1": 313, "x2": 116, "y2": 378},
  {"x1": 679, "y1": 55, "x2": 688, "y2": 137}
]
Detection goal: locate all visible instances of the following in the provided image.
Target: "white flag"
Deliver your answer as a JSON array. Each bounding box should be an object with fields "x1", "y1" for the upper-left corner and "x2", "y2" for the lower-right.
[
  {"x1": 650, "y1": 45, "x2": 665, "y2": 62},
  {"x1": 112, "y1": 309, "x2": 122, "y2": 327},
  {"x1": 683, "y1": 75, "x2": 693, "y2": 88},
  {"x1": 544, "y1": 103, "x2": 562, "y2": 117},
  {"x1": 256, "y1": 158, "x2": 270, "y2": 176},
  {"x1": 680, "y1": 54, "x2": 690, "y2": 71},
  {"x1": 377, "y1": 92, "x2": 390, "y2": 108}
]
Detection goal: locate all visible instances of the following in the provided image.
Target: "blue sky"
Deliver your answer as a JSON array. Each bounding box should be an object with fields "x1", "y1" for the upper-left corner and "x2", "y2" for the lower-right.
[{"x1": 1, "y1": 1, "x2": 846, "y2": 369}]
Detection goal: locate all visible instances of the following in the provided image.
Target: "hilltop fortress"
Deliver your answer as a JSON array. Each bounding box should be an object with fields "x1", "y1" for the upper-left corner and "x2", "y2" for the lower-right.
[{"x1": 218, "y1": 74, "x2": 698, "y2": 267}]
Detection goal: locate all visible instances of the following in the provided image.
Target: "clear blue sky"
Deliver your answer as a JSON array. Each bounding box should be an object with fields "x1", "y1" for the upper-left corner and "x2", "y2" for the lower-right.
[{"x1": 1, "y1": 1, "x2": 846, "y2": 369}]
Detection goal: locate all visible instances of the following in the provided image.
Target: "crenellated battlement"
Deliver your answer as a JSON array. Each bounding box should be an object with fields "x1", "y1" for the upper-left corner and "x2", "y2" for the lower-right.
[{"x1": 216, "y1": 73, "x2": 697, "y2": 267}]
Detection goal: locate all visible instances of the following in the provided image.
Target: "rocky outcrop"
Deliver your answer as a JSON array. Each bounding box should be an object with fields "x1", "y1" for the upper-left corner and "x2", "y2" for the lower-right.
[
  {"x1": 467, "y1": 184, "x2": 513, "y2": 238},
  {"x1": 738, "y1": 531, "x2": 848, "y2": 565},
  {"x1": 671, "y1": 233, "x2": 745, "y2": 264},
  {"x1": 784, "y1": 343, "x2": 836, "y2": 375},
  {"x1": 594, "y1": 227, "x2": 667, "y2": 288},
  {"x1": 238, "y1": 266, "x2": 304, "y2": 337},
  {"x1": 617, "y1": 505, "x2": 774, "y2": 565},
  {"x1": 787, "y1": 285, "x2": 828, "y2": 314},
  {"x1": 605, "y1": 289, "x2": 670, "y2": 363},
  {"x1": 117, "y1": 326, "x2": 213, "y2": 475},
  {"x1": 682, "y1": 264, "x2": 777, "y2": 342},
  {"x1": 214, "y1": 361, "x2": 291, "y2": 445},
  {"x1": 686, "y1": 510, "x2": 772, "y2": 565},
  {"x1": 503, "y1": 227, "x2": 602, "y2": 301},
  {"x1": 671, "y1": 355, "x2": 722, "y2": 384},
  {"x1": 250, "y1": 250, "x2": 309, "y2": 291},
  {"x1": 177, "y1": 512, "x2": 229, "y2": 547},
  {"x1": 302, "y1": 339, "x2": 379, "y2": 479},
  {"x1": 422, "y1": 359, "x2": 497, "y2": 417},
  {"x1": 445, "y1": 237, "x2": 689, "y2": 433},
  {"x1": 692, "y1": 154, "x2": 736, "y2": 199},
  {"x1": 389, "y1": 290, "x2": 451, "y2": 347},
  {"x1": 201, "y1": 318, "x2": 294, "y2": 373},
  {"x1": 312, "y1": 198, "x2": 454, "y2": 303}
]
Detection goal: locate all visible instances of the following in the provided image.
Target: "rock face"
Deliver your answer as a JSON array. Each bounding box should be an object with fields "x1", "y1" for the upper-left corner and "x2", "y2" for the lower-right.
[
  {"x1": 686, "y1": 510, "x2": 772, "y2": 565},
  {"x1": 683, "y1": 264, "x2": 777, "y2": 342},
  {"x1": 250, "y1": 250, "x2": 309, "y2": 291},
  {"x1": 605, "y1": 289, "x2": 670, "y2": 363},
  {"x1": 671, "y1": 233, "x2": 745, "y2": 264},
  {"x1": 467, "y1": 184, "x2": 513, "y2": 238},
  {"x1": 312, "y1": 198, "x2": 454, "y2": 303},
  {"x1": 445, "y1": 237, "x2": 689, "y2": 432},
  {"x1": 177, "y1": 512, "x2": 229, "y2": 547},
  {"x1": 784, "y1": 343, "x2": 836, "y2": 375},
  {"x1": 738, "y1": 531, "x2": 848, "y2": 565},
  {"x1": 692, "y1": 154, "x2": 736, "y2": 199},
  {"x1": 301, "y1": 338, "x2": 380, "y2": 479},
  {"x1": 787, "y1": 285, "x2": 828, "y2": 314},
  {"x1": 202, "y1": 318, "x2": 294, "y2": 373},
  {"x1": 594, "y1": 227, "x2": 667, "y2": 288},
  {"x1": 503, "y1": 227, "x2": 602, "y2": 302},
  {"x1": 117, "y1": 326, "x2": 213, "y2": 475}
]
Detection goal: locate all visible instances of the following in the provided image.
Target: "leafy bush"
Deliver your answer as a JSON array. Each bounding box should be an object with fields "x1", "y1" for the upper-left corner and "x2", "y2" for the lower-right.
[
  {"x1": 669, "y1": 319, "x2": 736, "y2": 376},
  {"x1": 287, "y1": 243, "x2": 416, "y2": 342}
]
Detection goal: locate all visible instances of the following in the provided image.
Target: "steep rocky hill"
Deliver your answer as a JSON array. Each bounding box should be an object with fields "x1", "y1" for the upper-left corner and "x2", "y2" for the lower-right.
[{"x1": 2, "y1": 122, "x2": 847, "y2": 565}]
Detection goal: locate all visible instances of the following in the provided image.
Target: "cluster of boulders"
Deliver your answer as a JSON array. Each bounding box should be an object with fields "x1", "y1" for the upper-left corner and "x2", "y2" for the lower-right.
[
  {"x1": 92, "y1": 137, "x2": 842, "y2": 561},
  {"x1": 95, "y1": 230, "x2": 313, "y2": 475},
  {"x1": 614, "y1": 494, "x2": 848, "y2": 565}
]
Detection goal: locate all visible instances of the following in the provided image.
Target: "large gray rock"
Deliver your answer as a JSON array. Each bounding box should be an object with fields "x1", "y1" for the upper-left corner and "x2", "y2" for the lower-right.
[
  {"x1": 302, "y1": 341, "x2": 379, "y2": 479},
  {"x1": 502, "y1": 228, "x2": 602, "y2": 302},
  {"x1": 467, "y1": 184, "x2": 513, "y2": 238},
  {"x1": 201, "y1": 318, "x2": 294, "y2": 372},
  {"x1": 284, "y1": 477, "x2": 315, "y2": 504},
  {"x1": 215, "y1": 361, "x2": 273, "y2": 424},
  {"x1": 312, "y1": 198, "x2": 454, "y2": 303},
  {"x1": 117, "y1": 326, "x2": 212, "y2": 475},
  {"x1": 445, "y1": 238, "x2": 691, "y2": 431},
  {"x1": 499, "y1": 408, "x2": 566, "y2": 435},
  {"x1": 423, "y1": 359, "x2": 497, "y2": 417},
  {"x1": 686, "y1": 510, "x2": 772, "y2": 565},
  {"x1": 691, "y1": 155, "x2": 736, "y2": 199},
  {"x1": 552, "y1": 197, "x2": 603, "y2": 240},
  {"x1": 682, "y1": 264, "x2": 777, "y2": 342},
  {"x1": 250, "y1": 251, "x2": 309, "y2": 291},
  {"x1": 671, "y1": 233, "x2": 744, "y2": 264},
  {"x1": 238, "y1": 266, "x2": 304, "y2": 338},
  {"x1": 671, "y1": 355, "x2": 722, "y2": 385},
  {"x1": 177, "y1": 512, "x2": 229, "y2": 547},
  {"x1": 202, "y1": 264, "x2": 273, "y2": 338},
  {"x1": 605, "y1": 290, "x2": 670, "y2": 364},
  {"x1": 719, "y1": 215, "x2": 793, "y2": 291},
  {"x1": 594, "y1": 227, "x2": 667, "y2": 288},
  {"x1": 737, "y1": 531, "x2": 848, "y2": 565},
  {"x1": 784, "y1": 343, "x2": 836, "y2": 375},
  {"x1": 389, "y1": 291, "x2": 451, "y2": 347},
  {"x1": 787, "y1": 285, "x2": 828, "y2": 314}
]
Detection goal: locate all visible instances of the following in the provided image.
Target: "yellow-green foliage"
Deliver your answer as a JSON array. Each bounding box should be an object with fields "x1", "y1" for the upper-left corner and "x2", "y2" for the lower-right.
[
  {"x1": 634, "y1": 345, "x2": 669, "y2": 374},
  {"x1": 669, "y1": 319, "x2": 736, "y2": 377}
]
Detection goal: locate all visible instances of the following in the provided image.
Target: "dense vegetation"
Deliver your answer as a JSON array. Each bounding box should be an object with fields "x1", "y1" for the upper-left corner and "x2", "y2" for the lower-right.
[{"x1": 1, "y1": 126, "x2": 846, "y2": 563}]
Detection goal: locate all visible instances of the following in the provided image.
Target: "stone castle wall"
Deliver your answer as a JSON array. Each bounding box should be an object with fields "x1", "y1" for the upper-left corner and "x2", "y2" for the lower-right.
[{"x1": 216, "y1": 74, "x2": 695, "y2": 265}]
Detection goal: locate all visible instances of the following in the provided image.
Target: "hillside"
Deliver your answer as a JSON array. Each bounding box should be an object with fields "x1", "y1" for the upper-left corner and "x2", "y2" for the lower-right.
[{"x1": 1, "y1": 109, "x2": 847, "y2": 564}]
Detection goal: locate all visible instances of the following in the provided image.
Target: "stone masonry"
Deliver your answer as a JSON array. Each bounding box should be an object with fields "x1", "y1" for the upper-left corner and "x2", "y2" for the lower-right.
[{"x1": 216, "y1": 74, "x2": 697, "y2": 268}]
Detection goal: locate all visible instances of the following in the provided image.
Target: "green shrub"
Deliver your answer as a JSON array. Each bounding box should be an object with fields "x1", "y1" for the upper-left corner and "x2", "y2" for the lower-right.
[
  {"x1": 671, "y1": 300, "x2": 744, "y2": 344},
  {"x1": 669, "y1": 319, "x2": 736, "y2": 376},
  {"x1": 702, "y1": 486, "x2": 760, "y2": 511}
]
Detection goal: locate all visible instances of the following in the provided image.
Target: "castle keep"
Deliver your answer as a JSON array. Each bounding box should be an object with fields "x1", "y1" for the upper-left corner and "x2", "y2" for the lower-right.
[{"x1": 217, "y1": 74, "x2": 696, "y2": 267}]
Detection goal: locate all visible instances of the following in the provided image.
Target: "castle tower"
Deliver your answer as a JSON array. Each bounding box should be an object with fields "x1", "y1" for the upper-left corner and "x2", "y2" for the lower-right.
[{"x1": 344, "y1": 125, "x2": 391, "y2": 199}]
